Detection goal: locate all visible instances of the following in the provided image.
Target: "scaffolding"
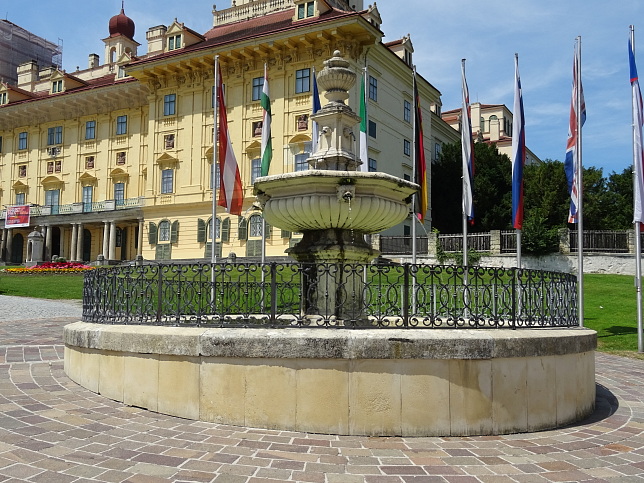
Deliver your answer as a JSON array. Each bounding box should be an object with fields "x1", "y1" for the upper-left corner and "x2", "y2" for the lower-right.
[{"x1": 0, "y1": 19, "x2": 62, "y2": 85}]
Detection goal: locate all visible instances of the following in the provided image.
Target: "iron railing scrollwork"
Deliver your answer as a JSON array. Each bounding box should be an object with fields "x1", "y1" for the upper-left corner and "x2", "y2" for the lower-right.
[{"x1": 83, "y1": 262, "x2": 579, "y2": 328}]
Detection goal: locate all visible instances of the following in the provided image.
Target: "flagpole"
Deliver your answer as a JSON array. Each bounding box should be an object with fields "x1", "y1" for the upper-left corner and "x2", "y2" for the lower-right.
[
  {"x1": 631, "y1": 25, "x2": 644, "y2": 352},
  {"x1": 576, "y1": 37, "x2": 584, "y2": 327},
  {"x1": 512, "y1": 53, "x2": 524, "y2": 269},
  {"x1": 412, "y1": 66, "x2": 418, "y2": 265},
  {"x1": 212, "y1": 55, "x2": 219, "y2": 265},
  {"x1": 461, "y1": 59, "x2": 470, "y2": 267}
]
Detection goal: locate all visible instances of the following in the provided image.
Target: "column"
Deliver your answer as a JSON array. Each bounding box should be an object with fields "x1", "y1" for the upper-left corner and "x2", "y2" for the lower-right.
[
  {"x1": 137, "y1": 219, "x2": 144, "y2": 257},
  {"x1": 69, "y1": 225, "x2": 78, "y2": 262},
  {"x1": 76, "y1": 223, "x2": 84, "y2": 262},
  {"x1": 59, "y1": 228, "x2": 65, "y2": 259},
  {"x1": 0, "y1": 229, "x2": 6, "y2": 262},
  {"x1": 108, "y1": 221, "x2": 117, "y2": 260},
  {"x1": 45, "y1": 225, "x2": 53, "y2": 260},
  {"x1": 102, "y1": 221, "x2": 109, "y2": 257}
]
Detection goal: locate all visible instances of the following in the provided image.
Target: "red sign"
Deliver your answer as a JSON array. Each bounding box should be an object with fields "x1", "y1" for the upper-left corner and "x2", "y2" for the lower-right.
[{"x1": 6, "y1": 205, "x2": 30, "y2": 228}]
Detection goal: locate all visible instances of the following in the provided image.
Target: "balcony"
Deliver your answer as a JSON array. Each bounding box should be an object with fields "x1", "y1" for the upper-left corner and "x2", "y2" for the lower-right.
[{"x1": 0, "y1": 197, "x2": 145, "y2": 220}]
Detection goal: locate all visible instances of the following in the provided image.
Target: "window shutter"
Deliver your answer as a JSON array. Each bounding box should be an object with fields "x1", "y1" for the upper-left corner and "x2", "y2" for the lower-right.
[
  {"x1": 281, "y1": 229, "x2": 291, "y2": 239},
  {"x1": 264, "y1": 220, "x2": 271, "y2": 238},
  {"x1": 221, "y1": 218, "x2": 230, "y2": 242},
  {"x1": 246, "y1": 239, "x2": 262, "y2": 257},
  {"x1": 170, "y1": 220, "x2": 179, "y2": 243},
  {"x1": 197, "y1": 218, "x2": 206, "y2": 243},
  {"x1": 148, "y1": 222, "x2": 158, "y2": 245},
  {"x1": 238, "y1": 217, "x2": 248, "y2": 241}
]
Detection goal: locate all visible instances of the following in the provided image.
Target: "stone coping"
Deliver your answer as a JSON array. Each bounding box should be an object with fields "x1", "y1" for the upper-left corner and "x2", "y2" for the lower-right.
[{"x1": 64, "y1": 322, "x2": 596, "y2": 360}]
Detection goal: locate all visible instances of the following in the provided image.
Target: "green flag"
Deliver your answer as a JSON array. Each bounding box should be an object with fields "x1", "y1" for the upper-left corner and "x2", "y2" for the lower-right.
[{"x1": 260, "y1": 64, "x2": 272, "y2": 176}]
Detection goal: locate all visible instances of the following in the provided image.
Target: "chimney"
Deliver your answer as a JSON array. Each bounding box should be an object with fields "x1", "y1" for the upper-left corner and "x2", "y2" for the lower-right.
[
  {"x1": 88, "y1": 54, "x2": 100, "y2": 69},
  {"x1": 17, "y1": 61, "x2": 38, "y2": 88},
  {"x1": 146, "y1": 25, "x2": 167, "y2": 55}
]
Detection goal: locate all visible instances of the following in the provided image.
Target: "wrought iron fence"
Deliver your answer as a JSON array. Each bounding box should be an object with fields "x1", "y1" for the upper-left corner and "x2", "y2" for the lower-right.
[
  {"x1": 83, "y1": 262, "x2": 578, "y2": 329},
  {"x1": 380, "y1": 236, "x2": 428, "y2": 255},
  {"x1": 569, "y1": 230, "x2": 630, "y2": 253},
  {"x1": 439, "y1": 232, "x2": 491, "y2": 252}
]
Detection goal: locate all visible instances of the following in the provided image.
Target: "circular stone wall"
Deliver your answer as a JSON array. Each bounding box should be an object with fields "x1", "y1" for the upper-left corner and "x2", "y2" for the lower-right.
[{"x1": 63, "y1": 323, "x2": 596, "y2": 437}]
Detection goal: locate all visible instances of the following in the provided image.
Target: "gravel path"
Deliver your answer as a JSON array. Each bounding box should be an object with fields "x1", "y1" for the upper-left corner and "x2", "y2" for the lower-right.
[{"x1": 0, "y1": 294, "x2": 82, "y2": 321}]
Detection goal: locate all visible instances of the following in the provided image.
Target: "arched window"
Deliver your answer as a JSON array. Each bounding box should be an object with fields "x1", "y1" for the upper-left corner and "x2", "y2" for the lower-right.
[
  {"x1": 208, "y1": 217, "x2": 221, "y2": 239},
  {"x1": 159, "y1": 220, "x2": 171, "y2": 242},
  {"x1": 249, "y1": 214, "x2": 263, "y2": 237}
]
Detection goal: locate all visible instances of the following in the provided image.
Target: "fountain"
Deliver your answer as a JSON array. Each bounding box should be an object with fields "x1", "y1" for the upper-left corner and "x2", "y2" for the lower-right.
[
  {"x1": 254, "y1": 51, "x2": 417, "y2": 322},
  {"x1": 63, "y1": 51, "x2": 597, "y2": 437}
]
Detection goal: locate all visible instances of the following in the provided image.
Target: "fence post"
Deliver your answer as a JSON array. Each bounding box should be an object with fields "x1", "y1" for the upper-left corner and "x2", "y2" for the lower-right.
[
  {"x1": 402, "y1": 264, "x2": 410, "y2": 327},
  {"x1": 559, "y1": 228, "x2": 571, "y2": 254},
  {"x1": 427, "y1": 231, "x2": 438, "y2": 258},
  {"x1": 628, "y1": 229, "x2": 636, "y2": 254},
  {"x1": 270, "y1": 263, "x2": 277, "y2": 325},
  {"x1": 490, "y1": 230, "x2": 501, "y2": 255}
]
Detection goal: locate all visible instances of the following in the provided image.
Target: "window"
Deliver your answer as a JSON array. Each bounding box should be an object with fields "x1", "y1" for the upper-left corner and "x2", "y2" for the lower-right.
[
  {"x1": 368, "y1": 76, "x2": 377, "y2": 101},
  {"x1": 252, "y1": 77, "x2": 264, "y2": 101},
  {"x1": 83, "y1": 186, "x2": 93, "y2": 212},
  {"x1": 404, "y1": 139, "x2": 411, "y2": 156},
  {"x1": 116, "y1": 152, "x2": 126, "y2": 165},
  {"x1": 18, "y1": 132, "x2": 27, "y2": 150},
  {"x1": 55, "y1": 160, "x2": 61, "y2": 173},
  {"x1": 45, "y1": 189, "x2": 60, "y2": 215},
  {"x1": 159, "y1": 220, "x2": 171, "y2": 242},
  {"x1": 251, "y1": 158, "x2": 261, "y2": 183},
  {"x1": 164, "y1": 94, "x2": 176, "y2": 116},
  {"x1": 403, "y1": 224, "x2": 411, "y2": 237},
  {"x1": 0, "y1": 92, "x2": 7, "y2": 105},
  {"x1": 368, "y1": 120, "x2": 376, "y2": 138},
  {"x1": 209, "y1": 217, "x2": 221, "y2": 239},
  {"x1": 368, "y1": 158, "x2": 377, "y2": 172},
  {"x1": 168, "y1": 34, "x2": 181, "y2": 51},
  {"x1": 164, "y1": 134, "x2": 175, "y2": 150},
  {"x1": 295, "y1": 68, "x2": 310, "y2": 94},
  {"x1": 434, "y1": 142, "x2": 442, "y2": 160},
  {"x1": 114, "y1": 182, "x2": 125, "y2": 205},
  {"x1": 47, "y1": 126, "x2": 62, "y2": 145},
  {"x1": 404, "y1": 100, "x2": 411, "y2": 123},
  {"x1": 295, "y1": 153, "x2": 309, "y2": 171},
  {"x1": 252, "y1": 121, "x2": 263, "y2": 137},
  {"x1": 210, "y1": 163, "x2": 220, "y2": 189},
  {"x1": 52, "y1": 80, "x2": 63, "y2": 93},
  {"x1": 47, "y1": 161, "x2": 54, "y2": 174},
  {"x1": 85, "y1": 121, "x2": 96, "y2": 140},
  {"x1": 15, "y1": 192, "x2": 25, "y2": 205},
  {"x1": 85, "y1": 156, "x2": 95, "y2": 169},
  {"x1": 116, "y1": 115, "x2": 127, "y2": 135},
  {"x1": 161, "y1": 169, "x2": 174, "y2": 194},
  {"x1": 18, "y1": 165, "x2": 26, "y2": 177},
  {"x1": 297, "y1": 1, "x2": 315, "y2": 19},
  {"x1": 249, "y1": 214, "x2": 263, "y2": 237}
]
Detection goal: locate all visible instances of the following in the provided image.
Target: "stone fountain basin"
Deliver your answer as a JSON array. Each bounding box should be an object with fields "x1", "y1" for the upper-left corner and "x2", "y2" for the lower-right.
[{"x1": 254, "y1": 170, "x2": 418, "y2": 233}]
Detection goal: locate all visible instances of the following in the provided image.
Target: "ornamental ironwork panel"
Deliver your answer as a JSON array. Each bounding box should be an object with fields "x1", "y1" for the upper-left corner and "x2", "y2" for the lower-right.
[{"x1": 82, "y1": 262, "x2": 578, "y2": 328}]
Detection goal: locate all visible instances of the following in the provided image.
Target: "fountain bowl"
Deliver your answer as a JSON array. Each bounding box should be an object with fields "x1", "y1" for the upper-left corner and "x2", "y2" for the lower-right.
[{"x1": 254, "y1": 170, "x2": 418, "y2": 233}]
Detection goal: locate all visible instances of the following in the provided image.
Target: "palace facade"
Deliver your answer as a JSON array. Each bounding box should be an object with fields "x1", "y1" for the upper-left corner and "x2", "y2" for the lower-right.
[{"x1": 0, "y1": 0, "x2": 459, "y2": 263}]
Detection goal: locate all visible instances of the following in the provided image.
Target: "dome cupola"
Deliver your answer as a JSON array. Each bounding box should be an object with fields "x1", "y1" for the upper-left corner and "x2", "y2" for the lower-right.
[{"x1": 108, "y1": 4, "x2": 135, "y2": 40}]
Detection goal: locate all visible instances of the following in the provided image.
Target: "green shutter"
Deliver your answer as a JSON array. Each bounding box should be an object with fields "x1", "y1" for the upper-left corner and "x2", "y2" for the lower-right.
[
  {"x1": 148, "y1": 222, "x2": 158, "y2": 245},
  {"x1": 221, "y1": 218, "x2": 230, "y2": 242},
  {"x1": 281, "y1": 229, "x2": 291, "y2": 239},
  {"x1": 246, "y1": 239, "x2": 262, "y2": 257},
  {"x1": 238, "y1": 216, "x2": 248, "y2": 241},
  {"x1": 170, "y1": 220, "x2": 179, "y2": 243},
  {"x1": 204, "y1": 242, "x2": 221, "y2": 259},
  {"x1": 264, "y1": 220, "x2": 271, "y2": 238},
  {"x1": 155, "y1": 243, "x2": 171, "y2": 260},
  {"x1": 197, "y1": 218, "x2": 206, "y2": 243}
]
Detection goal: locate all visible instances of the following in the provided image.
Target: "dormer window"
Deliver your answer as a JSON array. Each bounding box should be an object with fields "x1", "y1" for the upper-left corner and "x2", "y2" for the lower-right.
[
  {"x1": 52, "y1": 80, "x2": 63, "y2": 93},
  {"x1": 297, "y1": 1, "x2": 315, "y2": 19},
  {"x1": 168, "y1": 34, "x2": 182, "y2": 51},
  {"x1": 0, "y1": 92, "x2": 7, "y2": 105}
]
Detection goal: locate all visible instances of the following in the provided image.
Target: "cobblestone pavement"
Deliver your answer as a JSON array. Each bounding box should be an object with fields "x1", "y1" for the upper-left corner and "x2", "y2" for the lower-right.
[{"x1": 1, "y1": 314, "x2": 644, "y2": 482}]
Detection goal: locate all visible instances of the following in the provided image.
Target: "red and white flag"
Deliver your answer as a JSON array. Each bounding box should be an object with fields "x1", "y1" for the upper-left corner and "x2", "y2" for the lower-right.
[{"x1": 216, "y1": 63, "x2": 243, "y2": 215}]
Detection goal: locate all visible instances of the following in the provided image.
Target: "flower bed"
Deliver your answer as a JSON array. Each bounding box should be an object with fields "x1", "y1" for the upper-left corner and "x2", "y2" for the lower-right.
[{"x1": 4, "y1": 262, "x2": 94, "y2": 274}]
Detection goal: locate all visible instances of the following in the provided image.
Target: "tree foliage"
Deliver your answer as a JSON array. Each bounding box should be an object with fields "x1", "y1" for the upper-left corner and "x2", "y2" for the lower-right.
[{"x1": 431, "y1": 141, "x2": 635, "y2": 239}]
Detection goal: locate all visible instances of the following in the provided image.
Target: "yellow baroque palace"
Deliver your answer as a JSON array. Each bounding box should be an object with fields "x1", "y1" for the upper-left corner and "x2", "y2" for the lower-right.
[{"x1": 0, "y1": 0, "x2": 458, "y2": 264}]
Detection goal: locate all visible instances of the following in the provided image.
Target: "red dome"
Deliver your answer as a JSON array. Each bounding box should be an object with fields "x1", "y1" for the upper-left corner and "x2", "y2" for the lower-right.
[{"x1": 108, "y1": 8, "x2": 135, "y2": 40}]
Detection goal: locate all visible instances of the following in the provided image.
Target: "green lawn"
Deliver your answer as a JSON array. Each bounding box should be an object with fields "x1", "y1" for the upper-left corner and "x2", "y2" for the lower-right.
[
  {"x1": 1, "y1": 270, "x2": 642, "y2": 357},
  {"x1": 0, "y1": 273, "x2": 84, "y2": 300}
]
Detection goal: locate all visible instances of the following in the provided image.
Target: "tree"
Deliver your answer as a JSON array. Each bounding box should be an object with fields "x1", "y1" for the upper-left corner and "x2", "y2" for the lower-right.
[{"x1": 431, "y1": 141, "x2": 512, "y2": 233}]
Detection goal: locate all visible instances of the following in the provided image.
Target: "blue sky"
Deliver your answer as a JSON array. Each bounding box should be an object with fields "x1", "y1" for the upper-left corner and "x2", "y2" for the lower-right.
[{"x1": 6, "y1": 0, "x2": 644, "y2": 175}]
